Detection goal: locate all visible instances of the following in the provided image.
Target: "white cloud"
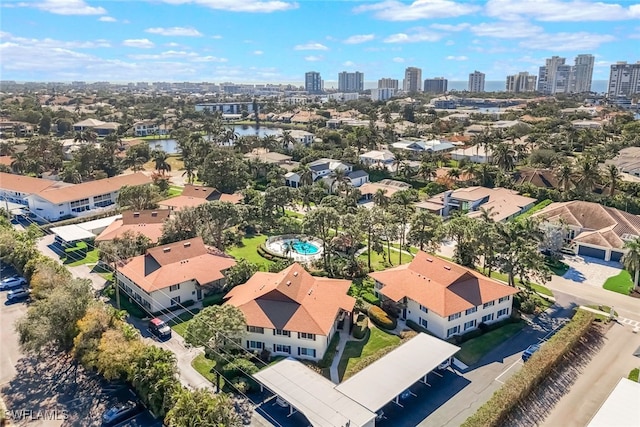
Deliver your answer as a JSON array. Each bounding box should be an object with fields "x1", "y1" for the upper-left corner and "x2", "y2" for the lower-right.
[
  {"x1": 446, "y1": 55, "x2": 468, "y2": 61},
  {"x1": 165, "y1": 42, "x2": 181, "y2": 47},
  {"x1": 30, "y1": 0, "x2": 106, "y2": 15},
  {"x1": 253, "y1": 50, "x2": 264, "y2": 55},
  {"x1": 294, "y1": 42, "x2": 329, "y2": 51},
  {"x1": 384, "y1": 28, "x2": 442, "y2": 43},
  {"x1": 343, "y1": 34, "x2": 375, "y2": 44},
  {"x1": 392, "y1": 57, "x2": 405, "y2": 63},
  {"x1": 354, "y1": 0, "x2": 480, "y2": 21},
  {"x1": 470, "y1": 21, "x2": 543, "y2": 38},
  {"x1": 211, "y1": 35, "x2": 223, "y2": 39},
  {"x1": 521, "y1": 32, "x2": 616, "y2": 51},
  {"x1": 98, "y1": 16, "x2": 116, "y2": 22},
  {"x1": 145, "y1": 27, "x2": 202, "y2": 37},
  {"x1": 122, "y1": 39, "x2": 155, "y2": 49},
  {"x1": 304, "y1": 55, "x2": 323, "y2": 62},
  {"x1": 486, "y1": 0, "x2": 640, "y2": 22},
  {"x1": 128, "y1": 50, "x2": 198, "y2": 60},
  {"x1": 343, "y1": 60, "x2": 356, "y2": 67},
  {"x1": 191, "y1": 55, "x2": 228, "y2": 63},
  {"x1": 0, "y1": 32, "x2": 110, "y2": 49},
  {"x1": 430, "y1": 23, "x2": 470, "y2": 31},
  {"x1": 154, "y1": 0, "x2": 298, "y2": 13}
]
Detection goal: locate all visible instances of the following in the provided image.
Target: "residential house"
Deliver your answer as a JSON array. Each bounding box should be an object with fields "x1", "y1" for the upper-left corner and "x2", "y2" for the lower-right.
[
  {"x1": 286, "y1": 130, "x2": 315, "y2": 147},
  {"x1": 95, "y1": 209, "x2": 171, "y2": 244},
  {"x1": 158, "y1": 184, "x2": 243, "y2": 211},
  {"x1": 116, "y1": 237, "x2": 236, "y2": 313},
  {"x1": 359, "y1": 150, "x2": 395, "y2": 169},
  {"x1": 532, "y1": 200, "x2": 640, "y2": 261},
  {"x1": 513, "y1": 167, "x2": 559, "y2": 189},
  {"x1": 134, "y1": 120, "x2": 169, "y2": 137},
  {"x1": 417, "y1": 187, "x2": 536, "y2": 221},
  {"x1": 370, "y1": 252, "x2": 518, "y2": 339},
  {"x1": 605, "y1": 147, "x2": 640, "y2": 177},
  {"x1": 285, "y1": 158, "x2": 369, "y2": 191},
  {"x1": 0, "y1": 173, "x2": 61, "y2": 208},
  {"x1": 391, "y1": 138, "x2": 456, "y2": 156},
  {"x1": 224, "y1": 263, "x2": 355, "y2": 361},
  {"x1": 73, "y1": 118, "x2": 120, "y2": 137},
  {"x1": 359, "y1": 179, "x2": 412, "y2": 201},
  {"x1": 450, "y1": 145, "x2": 493, "y2": 164}
]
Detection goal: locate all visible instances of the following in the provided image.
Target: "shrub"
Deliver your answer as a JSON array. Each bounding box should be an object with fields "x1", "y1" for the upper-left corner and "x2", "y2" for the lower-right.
[
  {"x1": 353, "y1": 315, "x2": 369, "y2": 339},
  {"x1": 367, "y1": 306, "x2": 397, "y2": 330},
  {"x1": 629, "y1": 368, "x2": 639, "y2": 382},
  {"x1": 230, "y1": 377, "x2": 250, "y2": 394},
  {"x1": 461, "y1": 309, "x2": 595, "y2": 427},
  {"x1": 202, "y1": 293, "x2": 225, "y2": 307},
  {"x1": 362, "y1": 292, "x2": 380, "y2": 306},
  {"x1": 222, "y1": 358, "x2": 259, "y2": 377},
  {"x1": 406, "y1": 319, "x2": 430, "y2": 335},
  {"x1": 318, "y1": 333, "x2": 340, "y2": 368}
]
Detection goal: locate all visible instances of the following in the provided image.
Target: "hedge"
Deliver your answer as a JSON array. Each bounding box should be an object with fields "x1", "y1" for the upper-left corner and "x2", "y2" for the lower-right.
[
  {"x1": 461, "y1": 310, "x2": 595, "y2": 427},
  {"x1": 353, "y1": 314, "x2": 369, "y2": 339},
  {"x1": 367, "y1": 306, "x2": 397, "y2": 330},
  {"x1": 362, "y1": 292, "x2": 380, "y2": 306},
  {"x1": 258, "y1": 243, "x2": 289, "y2": 261},
  {"x1": 202, "y1": 292, "x2": 225, "y2": 307}
]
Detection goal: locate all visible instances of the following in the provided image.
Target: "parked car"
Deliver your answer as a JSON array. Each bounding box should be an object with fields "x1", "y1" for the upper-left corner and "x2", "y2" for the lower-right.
[
  {"x1": 7, "y1": 288, "x2": 30, "y2": 302},
  {"x1": 148, "y1": 318, "x2": 172, "y2": 340},
  {"x1": 0, "y1": 276, "x2": 26, "y2": 291},
  {"x1": 102, "y1": 401, "x2": 143, "y2": 426},
  {"x1": 522, "y1": 344, "x2": 541, "y2": 362}
]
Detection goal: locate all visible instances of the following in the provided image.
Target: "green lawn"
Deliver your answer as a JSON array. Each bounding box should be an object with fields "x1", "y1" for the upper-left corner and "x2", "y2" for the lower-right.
[
  {"x1": 62, "y1": 242, "x2": 100, "y2": 266},
  {"x1": 166, "y1": 186, "x2": 183, "y2": 197},
  {"x1": 545, "y1": 257, "x2": 569, "y2": 276},
  {"x1": 358, "y1": 248, "x2": 411, "y2": 271},
  {"x1": 455, "y1": 321, "x2": 526, "y2": 366},
  {"x1": 487, "y1": 271, "x2": 554, "y2": 297},
  {"x1": 338, "y1": 326, "x2": 401, "y2": 380},
  {"x1": 192, "y1": 354, "x2": 223, "y2": 388},
  {"x1": 284, "y1": 209, "x2": 304, "y2": 219},
  {"x1": 166, "y1": 311, "x2": 195, "y2": 337},
  {"x1": 226, "y1": 234, "x2": 274, "y2": 270},
  {"x1": 603, "y1": 270, "x2": 634, "y2": 295}
]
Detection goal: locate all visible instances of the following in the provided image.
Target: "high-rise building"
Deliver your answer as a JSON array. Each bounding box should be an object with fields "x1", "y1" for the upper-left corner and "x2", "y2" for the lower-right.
[
  {"x1": 378, "y1": 78, "x2": 399, "y2": 89},
  {"x1": 572, "y1": 54, "x2": 595, "y2": 93},
  {"x1": 338, "y1": 71, "x2": 364, "y2": 92},
  {"x1": 506, "y1": 72, "x2": 537, "y2": 93},
  {"x1": 538, "y1": 56, "x2": 566, "y2": 94},
  {"x1": 371, "y1": 88, "x2": 398, "y2": 102},
  {"x1": 423, "y1": 77, "x2": 448, "y2": 93},
  {"x1": 468, "y1": 70, "x2": 485, "y2": 92},
  {"x1": 608, "y1": 61, "x2": 640, "y2": 97},
  {"x1": 403, "y1": 67, "x2": 422, "y2": 92},
  {"x1": 305, "y1": 71, "x2": 323, "y2": 94}
]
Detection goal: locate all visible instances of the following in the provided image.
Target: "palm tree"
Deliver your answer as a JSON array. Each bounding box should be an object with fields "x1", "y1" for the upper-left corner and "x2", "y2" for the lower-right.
[
  {"x1": 418, "y1": 160, "x2": 436, "y2": 182},
  {"x1": 392, "y1": 151, "x2": 407, "y2": 175},
  {"x1": 555, "y1": 162, "x2": 574, "y2": 193},
  {"x1": 492, "y1": 143, "x2": 516, "y2": 172},
  {"x1": 372, "y1": 188, "x2": 389, "y2": 208},
  {"x1": 0, "y1": 142, "x2": 15, "y2": 156},
  {"x1": 329, "y1": 168, "x2": 350, "y2": 194},
  {"x1": 60, "y1": 164, "x2": 83, "y2": 184},
  {"x1": 152, "y1": 150, "x2": 171, "y2": 175},
  {"x1": 447, "y1": 168, "x2": 460, "y2": 183},
  {"x1": 297, "y1": 164, "x2": 314, "y2": 187},
  {"x1": 260, "y1": 135, "x2": 277, "y2": 152},
  {"x1": 605, "y1": 164, "x2": 621, "y2": 197},
  {"x1": 280, "y1": 130, "x2": 296, "y2": 151},
  {"x1": 10, "y1": 152, "x2": 28, "y2": 174},
  {"x1": 623, "y1": 238, "x2": 640, "y2": 291},
  {"x1": 574, "y1": 156, "x2": 600, "y2": 194},
  {"x1": 399, "y1": 162, "x2": 414, "y2": 180}
]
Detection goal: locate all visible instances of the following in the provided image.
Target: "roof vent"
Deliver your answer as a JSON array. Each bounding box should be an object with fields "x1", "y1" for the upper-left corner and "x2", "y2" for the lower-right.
[
  {"x1": 184, "y1": 242, "x2": 191, "y2": 248},
  {"x1": 426, "y1": 257, "x2": 433, "y2": 262},
  {"x1": 443, "y1": 265, "x2": 451, "y2": 270},
  {"x1": 293, "y1": 271, "x2": 298, "y2": 277},
  {"x1": 308, "y1": 289, "x2": 313, "y2": 295},
  {"x1": 133, "y1": 212, "x2": 140, "y2": 217},
  {"x1": 286, "y1": 280, "x2": 292, "y2": 286},
  {"x1": 163, "y1": 247, "x2": 171, "y2": 253},
  {"x1": 151, "y1": 211, "x2": 158, "y2": 217}
]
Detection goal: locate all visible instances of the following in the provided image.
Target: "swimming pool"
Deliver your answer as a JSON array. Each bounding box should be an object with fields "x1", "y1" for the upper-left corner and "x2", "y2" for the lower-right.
[{"x1": 291, "y1": 240, "x2": 320, "y2": 255}]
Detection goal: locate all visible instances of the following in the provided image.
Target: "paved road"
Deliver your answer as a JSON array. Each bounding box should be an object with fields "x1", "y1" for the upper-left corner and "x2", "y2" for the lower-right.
[{"x1": 542, "y1": 322, "x2": 640, "y2": 427}]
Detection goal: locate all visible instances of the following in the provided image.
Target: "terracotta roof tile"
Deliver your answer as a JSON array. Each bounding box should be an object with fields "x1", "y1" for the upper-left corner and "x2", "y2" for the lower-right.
[
  {"x1": 94, "y1": 208, "x2": 170, "y2": 244},
  {"x1": 0, "y1": 172, "x2": 59, "y2": 194}
]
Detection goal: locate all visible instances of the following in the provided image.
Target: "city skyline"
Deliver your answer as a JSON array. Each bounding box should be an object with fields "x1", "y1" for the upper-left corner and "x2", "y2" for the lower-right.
[{"x1": 0, "y1": 0, "x2": 639, "y2": 83}]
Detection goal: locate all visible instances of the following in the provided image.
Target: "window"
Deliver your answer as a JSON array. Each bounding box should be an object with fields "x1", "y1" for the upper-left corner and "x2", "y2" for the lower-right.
[
  {"x1": 497, "y1": 308, "x2": 509, "y2": 318},
  {"x1": 465, "y1": 307, "x2": 477, "y2": 315},
  {"x1": 448, "y1": 312, "x2": 461, "y2": 321},
  {"x1": 298, "y1": 347, "x2": 316, "y2": 358},
  {"x1": 274, "y1": 329, "x2": 291, "y2": 337},
  {"x1": 419, "y1": 318, "x2": 428, "y2": 328},
  {"x1": 170, "y1": 296, "x2": 181, "y2": 306},
  {"x1": 464, "y1": 320, "x2": 477, "y2": 331},
  {"x1": 274, "y1": 344, "x2": 291, "y2": 354},
  {"x1": 298, "y1": 332, "x2": 316, "y2": 340},
  {"x1": 247, "y1": 341, "x2": 263, "y2": 349},
  {"x1": 70, "y1": 198, "x2": 89, "y2": 208},
  {"x1": 482, "y1": 313, "x2": 495, "y2": 323},
  {"x1": 169, "y1": 284, "x2": 180, "y2": 292},
  {"x1": 499, "y1": 296, "x2": 510, "y2": 303},
  {"x1": 93, "y1": 193, "x2": 111, "y2": 203},
  {"x1": 483, "y1": 301, "x2": 495, "y2": 309},
  {"x1": 419, "y1": 304, "x2": 428, "y2": 313},
  {"x1": 247, "y1": 326, "x2": 264, "y2": 334},
  {"x1": 447, "y1": 326, "x2": 460, "y2": 337}
]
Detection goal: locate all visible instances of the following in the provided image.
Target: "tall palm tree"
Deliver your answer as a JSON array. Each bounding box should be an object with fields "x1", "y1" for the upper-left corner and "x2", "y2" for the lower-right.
[
  {"x1": 418, "y1": 160, "x2": 436, "y2": 182},
  {"x1": 392, "y1": 150, "x2": 407, "y2": 175},
  {"x1": 152, "y1": 150, "x2": 172, "y2": 175},
  {"x1": 0, "y1": 141, "x2": 15, "y2": 156},
  {"x1": 260, "y1": 135, "x2": 278, "y2": 152},
  {"x1": 623, "y1": 238, "x2": 640, "y2": 291},
  {"x1": 605, "y1": 164, "x2": 621, "y2": 197},
  {"x1": 372, "y1": 188, "x2": 389, "y2": 208},
  {"x1": 280, "y1": 130, "x2": 296, "y2": 151},
  {"x1": 574, "y1": 156, "x2": 600, "y2": 194},
  {"x1": 297, "y1": 164, "x2": 314, "y2": 187},
  {"x1": 10, "y1": 152, "x2": 28, "y2": 174},
  {"x1": 447, "y1": 168, "x2": 460, "y2": 183},
  {"x1": 492, "y1": 143, "x2": 516, "y2": 172},
  {"x1": 555, "y1": 162, "x2": 575, "y2": 193},
  {"x1": 329, "y1": 168, "x2": 350, "y2": 194}
]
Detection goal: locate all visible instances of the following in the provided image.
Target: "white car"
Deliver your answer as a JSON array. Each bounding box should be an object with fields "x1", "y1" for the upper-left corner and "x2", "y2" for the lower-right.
[{"x1": 0, "y1": 276, "x2": 27, "y2": 291}]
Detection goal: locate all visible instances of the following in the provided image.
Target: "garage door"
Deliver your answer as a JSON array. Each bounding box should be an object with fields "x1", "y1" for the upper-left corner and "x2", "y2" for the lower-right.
[
  {"x1": 578, "y1": 245, "x2": 606, "y2": 259},
  {"x1": 610, "y1": 251, "x2": 624, "y2": 262}
]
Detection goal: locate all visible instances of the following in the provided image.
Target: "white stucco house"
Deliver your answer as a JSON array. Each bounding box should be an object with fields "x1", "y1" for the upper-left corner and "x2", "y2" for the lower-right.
[
  {"x1": 391, "y1": 138, "x2": 456, "y2": 155},
  {"x1": 285, "y1": 158, "x2": 369, "y2": 192},
  {"x1": 450, "y1": 145, "x2": 493, "y2": 164},
  {"x1": 224, "y1": 263, "x2": 355, "y2": 361},
  {"x1": 359, "y1": 150, "x2": 395, "y2": 169},
  {"x1": 370, "y1": 252, "x2": 518, "y2": 339}
]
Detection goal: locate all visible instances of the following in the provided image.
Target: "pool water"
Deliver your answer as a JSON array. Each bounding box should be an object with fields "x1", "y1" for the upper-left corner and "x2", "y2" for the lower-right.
[{"x1": 291, "y1": 240, "x2": 320, "y2": 255}]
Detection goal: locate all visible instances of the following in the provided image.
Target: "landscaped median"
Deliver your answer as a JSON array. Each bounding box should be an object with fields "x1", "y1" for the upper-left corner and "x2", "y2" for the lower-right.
[{"x1": 461, "y1": 309, "x2": 596, "y2": 427}]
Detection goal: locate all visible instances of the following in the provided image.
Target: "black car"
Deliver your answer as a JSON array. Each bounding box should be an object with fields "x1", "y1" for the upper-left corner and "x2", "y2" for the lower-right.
[{"x1": 102, "y1": 401, "x2": 143, "y2": 426}]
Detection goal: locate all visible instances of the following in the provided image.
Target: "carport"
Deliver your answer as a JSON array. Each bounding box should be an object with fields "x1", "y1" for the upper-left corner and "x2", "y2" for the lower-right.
[
  {"x1": 253, "y1": 357, "x2": 376, "y2": 427},
  {"x1": 335, "y1": 333, "x2": 460, "y2": 413},
  {"x1": 50, "y1": 225, "x2": 95, "y2": 246}
]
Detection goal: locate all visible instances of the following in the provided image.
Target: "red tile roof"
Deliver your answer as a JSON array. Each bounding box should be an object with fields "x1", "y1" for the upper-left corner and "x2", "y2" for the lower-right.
[
  {"x1": 224, "y1": 263, "x2": 355, "y2": 336},
  {"x1": 369, "y1": 252, "x2": 518, "y2": 317},
  {"x1": 0, "y1": 172, "x2": 58, "y2": 194},
  {"x1": 95, "y1": 209, "x2": 171, "y2": 243}
]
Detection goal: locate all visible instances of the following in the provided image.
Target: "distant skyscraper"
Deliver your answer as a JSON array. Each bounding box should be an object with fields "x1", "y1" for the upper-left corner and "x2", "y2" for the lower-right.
[
  {"x1": 403, "y1": 67, "x2": 422, "y2": 92},
  {"x1": 468, "y1": 71, "x2": 485, "y2": 92},
  {"x1": 371, "y1": 88, "x2": 398, "y2": 101},
  {"x1": 305, "y1": 71, "x2": 323, "y2": 94},
  {"x1": 538, "y1": 56, "x2": 566, "y2": 94},
  {"x1": 423, "y1": 77, "x2": 448, "y2": 93},
  {"x1": 378, "y1": 78, "x2": 399, "y2": 89},
  {"x1": 338, "y1": 71, "x2": 364, "y2": 92},
  {"x1": 572, "y1": 54, "x2": 595, "y2": 93},
  {"x1": 506, "y1": 72, "x2": 537, "y2": 93},
  {"x1": 608, "y1": 61, "x2": 640, "y2": 97}
]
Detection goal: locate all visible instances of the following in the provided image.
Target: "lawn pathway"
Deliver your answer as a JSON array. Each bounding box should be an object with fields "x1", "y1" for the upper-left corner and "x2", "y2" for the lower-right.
[{"x1": 329, "y1": 327, "x2": 355, "y2": 383}]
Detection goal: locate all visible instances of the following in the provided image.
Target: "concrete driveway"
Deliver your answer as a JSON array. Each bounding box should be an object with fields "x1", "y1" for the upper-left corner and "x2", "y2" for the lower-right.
[{"x1": 561, "y1": 255, "x2": 623, "y2": 288}]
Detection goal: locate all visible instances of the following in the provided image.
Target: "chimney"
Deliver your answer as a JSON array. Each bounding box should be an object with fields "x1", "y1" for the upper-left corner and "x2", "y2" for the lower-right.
[
  {"x1": 443, "y1": 265, "x2": 451, "y2": 270},
  {"x1": 163, "y1": 247, "x2": 171, "y2": 253},
  {"x1": 293, "y1": 271, "x2": 298, "y2": 277},
  {"x1": 151, "y1": 211, "x2": 157, "y2": 217},
  {"x1": 286, "y1": 280, "x2": 291, "y2": 286}
]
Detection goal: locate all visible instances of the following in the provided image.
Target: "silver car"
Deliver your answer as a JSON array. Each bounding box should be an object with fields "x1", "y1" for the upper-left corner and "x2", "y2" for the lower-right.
[{"x1": 0, "y1": 276, "x2": 27, "y2": 291}]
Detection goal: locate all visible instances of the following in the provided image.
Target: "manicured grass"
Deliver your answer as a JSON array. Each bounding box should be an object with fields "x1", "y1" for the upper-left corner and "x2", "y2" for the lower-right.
[
  {"x1": 166, "y1": 185, "x2": 183, "y2": 197},
  {"x1": 284, "y1": 209, "x2": 304, "y2": 219},
  {"x1": 545, "y1": 257, "x2": 569, "y2": 276},
  {"x1": 166, "y1": 311, "x2": 195, "y2": 337},
  {"x1": 516, "y1": 199, "x2": 553, "y2": 221},
  {"x1": 455, "y1": 321, "x2": 526, "y2": 366},
  {"x1": 226, "y1": 234, "x2": 274, "y2": 270},
  {"x1": 358, "y1": 248, "x2": 411, "y2": 271},
  {"x1": 390, "y1": 242, "x2": 419, "y2": 255},
  {"x1": 62, "y1": 242, "x2": 100, "y2": 266},
  {"x1": 67, "y1": 249, "x2": 99, "y2": 266},
  {"x1": 603, "y1": 270, "x2": 634, "y2": 296},
  {"x1": 192, "y1": 354, "x2": 222, "y2": 387},
  {"x1": 338, "y1": 326, "x2": 401, "y2": 380}
]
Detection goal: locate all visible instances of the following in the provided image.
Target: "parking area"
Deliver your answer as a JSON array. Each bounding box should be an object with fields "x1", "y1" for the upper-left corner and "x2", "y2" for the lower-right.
[{"x1": 561, "y1": 255, "x2": 623, "y2": 287}]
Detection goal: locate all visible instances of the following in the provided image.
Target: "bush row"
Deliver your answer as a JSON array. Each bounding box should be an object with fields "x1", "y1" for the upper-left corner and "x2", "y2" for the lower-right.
[
  {"x1": 257, "y1": 243, "x2": 289, "y2": 261},
  {"x1": 461, "y1": 310, "x2": 595, "y2": 427},
  {"x1": 362, "y1": 292, "x2": 380, "y2": 306},
  {"x1": 367, "y1": 306, "x2": 397, "y2": 330}
]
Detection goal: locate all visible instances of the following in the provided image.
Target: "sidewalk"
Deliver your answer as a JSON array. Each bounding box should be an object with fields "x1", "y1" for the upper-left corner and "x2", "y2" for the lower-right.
[{"x1": 329, "y1": 327, "x2": 353, "y2": 383}]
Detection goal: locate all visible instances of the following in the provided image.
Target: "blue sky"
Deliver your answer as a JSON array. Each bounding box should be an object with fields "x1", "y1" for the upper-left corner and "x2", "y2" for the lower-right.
[{"x1": 1, "y1": 0, "x2": 638, "y2": 84}]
